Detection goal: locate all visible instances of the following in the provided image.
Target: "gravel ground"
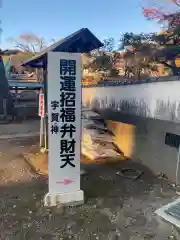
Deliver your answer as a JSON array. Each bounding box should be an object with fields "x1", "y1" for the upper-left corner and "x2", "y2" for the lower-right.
[{"x1": 0, "y1": 137, "x2": 179, "y2": 240}]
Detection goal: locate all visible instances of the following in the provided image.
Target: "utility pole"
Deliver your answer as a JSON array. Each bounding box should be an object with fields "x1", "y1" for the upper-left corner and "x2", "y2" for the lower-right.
[{"x1": 0, "y1": 0, "x2": 2, "y2": 44}]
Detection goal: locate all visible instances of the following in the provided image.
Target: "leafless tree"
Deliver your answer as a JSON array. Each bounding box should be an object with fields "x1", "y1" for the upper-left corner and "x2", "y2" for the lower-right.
[{"x1": 7, "y1": 33, "x2": 47, "y2": 53}]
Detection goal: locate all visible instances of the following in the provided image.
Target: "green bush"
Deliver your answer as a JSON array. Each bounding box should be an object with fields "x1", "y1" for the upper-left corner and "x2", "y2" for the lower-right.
[{"x1": 110, "y1": 68, "x2": 119, "y2": 77}]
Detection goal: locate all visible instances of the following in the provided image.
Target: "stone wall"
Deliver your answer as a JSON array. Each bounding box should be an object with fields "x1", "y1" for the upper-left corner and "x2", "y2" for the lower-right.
[{"x1": 98, "y1": 109, "x2": 180, "y2": 182}]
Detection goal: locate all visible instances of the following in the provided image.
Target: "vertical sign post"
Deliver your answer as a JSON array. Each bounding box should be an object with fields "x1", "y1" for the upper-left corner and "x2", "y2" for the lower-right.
[
  {"x1": 44, "y1": 52, "x2": 84, "y2": 206},
  {"x1": 38, "y1": 91, "x2": 45, "y2": 118},
  {"x1": 39, "y1": 90, "x2": 45, "y2": 148}
]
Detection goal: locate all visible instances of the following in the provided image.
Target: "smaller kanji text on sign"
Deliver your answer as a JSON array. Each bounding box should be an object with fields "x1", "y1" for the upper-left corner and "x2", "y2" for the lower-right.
[{"x1": 38, "y1": 93, "x2": 45, "y2": 117}]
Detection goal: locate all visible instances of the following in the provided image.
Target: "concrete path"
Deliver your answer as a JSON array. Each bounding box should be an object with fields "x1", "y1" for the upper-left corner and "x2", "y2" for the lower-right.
[{"x1": 0, "y1": 120, "x2": 40, "y2": 139}]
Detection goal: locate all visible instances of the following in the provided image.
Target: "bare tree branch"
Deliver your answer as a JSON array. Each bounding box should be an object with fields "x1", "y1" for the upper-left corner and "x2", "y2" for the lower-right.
[{"x1": 6, "y1": 33, "x2": 48, "y2": 53}]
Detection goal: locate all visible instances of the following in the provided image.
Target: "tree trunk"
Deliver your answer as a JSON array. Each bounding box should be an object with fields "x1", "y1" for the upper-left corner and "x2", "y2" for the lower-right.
[
  {"x1": 137, "y1": 68, "x2": 141, "y2": 79},
  {"x1": 162, "y1": 61, "x2": 179, "y2": 76}
]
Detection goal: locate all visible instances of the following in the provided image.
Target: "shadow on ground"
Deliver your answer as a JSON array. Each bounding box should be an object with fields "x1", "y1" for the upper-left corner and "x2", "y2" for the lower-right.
[
  {"x1": 81, "y1": 161, "x2": 155, "y2": 199},
  {"x1": 0, "y1": 137, "x2": 179, "y2": 239},
  {"x1": 0, "y1": 159, "x2": 178, "y2": 240}
]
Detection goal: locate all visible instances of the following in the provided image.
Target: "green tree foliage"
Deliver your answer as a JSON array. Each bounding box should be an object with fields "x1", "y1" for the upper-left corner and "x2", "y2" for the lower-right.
[
  {"x1": 142, "y1": 0, "x2": 180, "y2": 75},
  {"x1": 87, "y1": 37, "x2": 119, "y2": 76},
  {"x1": 121, "y1": 25, "x2": 180, "y2": 76},
  {"x1": 102, "y1": 37, "x2": 115, "y2": 52},
  {"x1": 121, "y1": 32, "x2": 158, "y2": 79}
]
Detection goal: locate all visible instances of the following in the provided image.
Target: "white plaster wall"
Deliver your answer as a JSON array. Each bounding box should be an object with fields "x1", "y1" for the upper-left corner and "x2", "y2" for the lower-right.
[{"x1": 82, "y1": 80, "x2": 180, "y2": 122}]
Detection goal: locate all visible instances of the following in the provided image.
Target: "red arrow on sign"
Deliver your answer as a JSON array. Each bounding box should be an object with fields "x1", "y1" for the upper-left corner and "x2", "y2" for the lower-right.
[{"x1": 56, "y1": 179, "x2": 73, "y2": 185}]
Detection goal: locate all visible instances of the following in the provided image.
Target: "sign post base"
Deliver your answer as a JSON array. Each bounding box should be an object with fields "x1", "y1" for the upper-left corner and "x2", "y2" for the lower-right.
[{"x1": 43, "y1": 190, "x2": 84, "y2": 207}]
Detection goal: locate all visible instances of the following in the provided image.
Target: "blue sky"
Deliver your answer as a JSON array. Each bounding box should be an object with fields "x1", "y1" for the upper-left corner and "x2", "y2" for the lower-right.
[{"x1": 1, "y1": 0, "x2": 161, "y2": 49}]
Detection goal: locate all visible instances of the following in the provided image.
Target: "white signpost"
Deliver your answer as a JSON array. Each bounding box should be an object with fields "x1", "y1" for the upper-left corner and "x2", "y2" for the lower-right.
[{"x1": 44, "y1": 52, "x2": 84, "y2": 206}]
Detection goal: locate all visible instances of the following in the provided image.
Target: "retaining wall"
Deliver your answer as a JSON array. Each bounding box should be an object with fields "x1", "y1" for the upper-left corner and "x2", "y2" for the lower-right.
[
  {"x1": 82, "y1": 78, "x2": 180, "y2": 182},
  {"x1": 99, "y1": 110, "x2": 180, "y2": 182},
  {"x1": 82, "y1": 78, "x2": 180, "y2": 123}
]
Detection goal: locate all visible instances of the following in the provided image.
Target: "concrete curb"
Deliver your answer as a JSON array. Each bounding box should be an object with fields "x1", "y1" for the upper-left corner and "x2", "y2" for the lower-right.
[
  {"x1": 0, "y1": 132, "x2": 40, "y2": 140},
  {"x1": 23, "y1": 154, "x2": 48, "y2": 177}
]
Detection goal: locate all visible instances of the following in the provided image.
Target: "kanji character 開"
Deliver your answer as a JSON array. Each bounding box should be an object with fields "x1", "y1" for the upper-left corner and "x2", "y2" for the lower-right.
[{"x1": 60, "y1": 59, "x2": 76, "y2": 76}]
